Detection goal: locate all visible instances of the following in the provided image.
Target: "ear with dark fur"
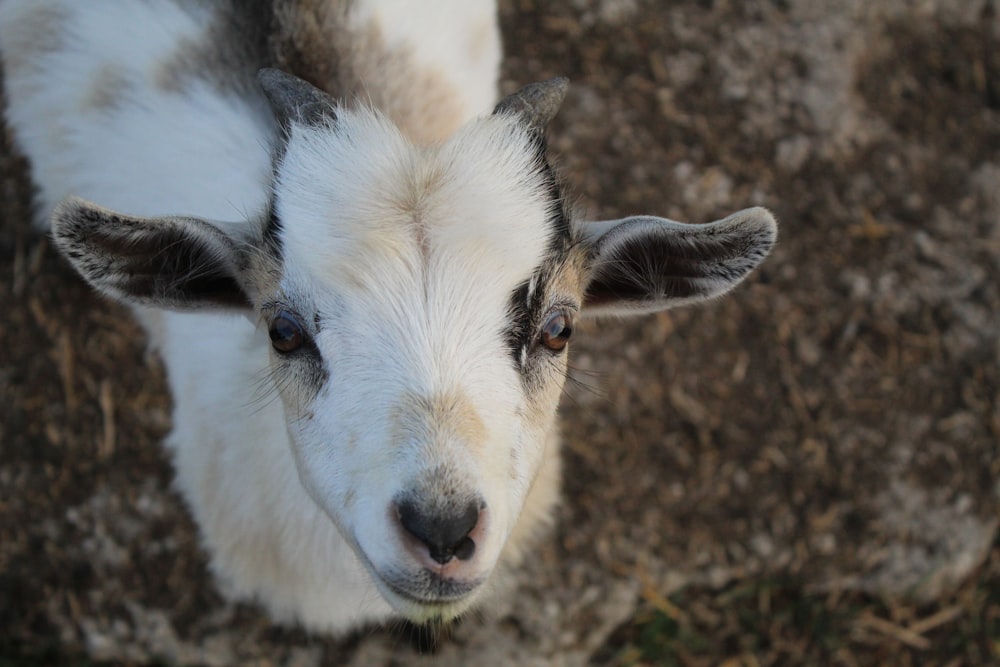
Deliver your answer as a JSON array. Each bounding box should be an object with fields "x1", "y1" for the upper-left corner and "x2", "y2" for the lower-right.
[
  {"x1": 581, "y1": 207, "x2": 777, "y2": 316},
  {"x1": 51, "y1": 197, "x2": 252, "y2": 311}
]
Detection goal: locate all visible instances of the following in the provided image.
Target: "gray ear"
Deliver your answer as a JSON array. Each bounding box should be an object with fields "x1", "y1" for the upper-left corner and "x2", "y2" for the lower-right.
[
  {"x1": 258, "y1": 68, "x2": 336, "y2": 128},
  {"x1": 581, "y1": 207, "x2": 777, "y2": 316},
  {"x1": 51, "y1": 197, "x2": 252, "y2": 311},
  {"x1": 492, "y1": 77, "x2": 569, "y2": 133}
]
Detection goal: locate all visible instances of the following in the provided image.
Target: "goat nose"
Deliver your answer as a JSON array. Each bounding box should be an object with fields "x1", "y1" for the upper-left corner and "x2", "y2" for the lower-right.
[{"x1": 396, "y1": 499, "x2": 481, "y2": 565}]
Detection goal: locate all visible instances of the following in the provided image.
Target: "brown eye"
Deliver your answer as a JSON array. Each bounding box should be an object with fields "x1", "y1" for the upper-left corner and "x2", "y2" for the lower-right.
[
  {"x1": 540, "y1": 311, "x2": 572, "y2": 352},
  {"x1": 269, "y1": 312, "x2": 304, "y2": 354}
]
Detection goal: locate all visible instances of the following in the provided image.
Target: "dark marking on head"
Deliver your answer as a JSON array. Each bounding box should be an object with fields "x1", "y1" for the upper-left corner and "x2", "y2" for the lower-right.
[
  {"x1": 262, "y1": 301, "x2": 328, "y2": 406},
  {"x1": 536, "y1": 151, "x2": 573, "y2": 254},
  {"x1": 501, "y1": 140, "x2": 579, "y2": 373},
  {"x1": 261, "y1": 202, "x2": 284, "y2": 255},
  {"x1": 503, "y1": 247, "x2": 577, "y2": 373},
  {"x1": 505, "y1": 280, "x2": 533, "y2": 365}
]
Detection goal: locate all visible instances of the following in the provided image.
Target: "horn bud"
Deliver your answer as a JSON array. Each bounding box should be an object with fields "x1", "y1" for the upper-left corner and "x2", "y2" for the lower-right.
[
  {"x1": 257, "y1": 68, "x2": 336, "y2": 128},
  {"x1": 492, "y1": 77, "x2": 569, "y2": 133}
]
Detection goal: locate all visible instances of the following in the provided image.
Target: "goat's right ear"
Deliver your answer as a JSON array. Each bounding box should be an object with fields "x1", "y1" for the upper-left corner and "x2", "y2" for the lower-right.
[{"x1": 51, "y1": 197, "x2": 253, "y2": 311}]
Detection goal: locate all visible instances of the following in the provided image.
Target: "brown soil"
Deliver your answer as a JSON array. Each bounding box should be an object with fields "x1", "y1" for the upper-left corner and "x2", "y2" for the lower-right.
[{"x1": 2, "y1": 1, "x2": 998, "y2": 665}]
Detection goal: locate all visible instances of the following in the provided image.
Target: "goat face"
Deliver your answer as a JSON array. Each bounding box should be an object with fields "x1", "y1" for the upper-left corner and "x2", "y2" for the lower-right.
[
  {"x1": 256, "y1": 90, "x2": 579, "y2": 622},
  {"x1": 52, "y1": 73, "x2": 777, "y2": 624}
]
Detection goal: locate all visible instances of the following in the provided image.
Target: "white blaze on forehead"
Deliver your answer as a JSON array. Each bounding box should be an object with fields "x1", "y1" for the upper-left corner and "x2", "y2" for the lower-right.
[
  {"x1": 276, "y1": 110, "x2": 418, "y2": 288},
  {"x1": 424, "y1": 115, "x2": 555, "y2": 283},
  {"x1": 275, "y1": 108, "x2": 555, "y2": 299}
]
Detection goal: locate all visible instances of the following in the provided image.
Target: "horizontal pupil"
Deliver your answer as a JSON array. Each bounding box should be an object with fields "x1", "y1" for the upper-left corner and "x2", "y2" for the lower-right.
[
  {"x1": 270, "y1": 323, "x2": 294, "y2": 341},
  {"x1": 269, "y1": 315, "x2": 302, "y2": 351},
  {"x1": 540, "y1": 312, "x2": 571, "y2": 352}
]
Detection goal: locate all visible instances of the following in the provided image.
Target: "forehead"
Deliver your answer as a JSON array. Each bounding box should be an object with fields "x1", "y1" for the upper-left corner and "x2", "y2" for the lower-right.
[{"x1": 273, "y1": 109, "x2": 560, "y2": 306}]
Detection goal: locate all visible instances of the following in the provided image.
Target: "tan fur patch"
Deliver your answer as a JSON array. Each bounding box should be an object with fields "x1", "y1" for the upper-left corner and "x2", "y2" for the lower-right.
[
  {"x1": 340, "y1": 20, "x2": 465, "y2": 145},
  {"x1": 465, "y1": 19, "x2": 496, "y2": 67},
  {"x1": 390, "y1": 389, "x2": 488, "y2": 454},
  {"x1": 152, "y1": 2, "x2": 467, "y2": 143},
  {"x1": 270, "y1": 4, "x2": 467, "y2": 144},
  {"x1": 244, "y1": 240, "x2": 285, "y2": 307},
  {"x1": 548, "y1": 243, "x2": 590, "y2": 305}
]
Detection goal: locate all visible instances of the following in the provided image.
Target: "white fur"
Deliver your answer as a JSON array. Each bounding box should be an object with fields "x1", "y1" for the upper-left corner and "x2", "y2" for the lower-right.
[{"x1": 277, "y1": 111, "x2": 553, "y2": 291}]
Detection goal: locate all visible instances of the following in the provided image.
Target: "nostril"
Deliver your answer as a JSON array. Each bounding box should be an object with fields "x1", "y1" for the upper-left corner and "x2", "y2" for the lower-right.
[
  {"x1": 451, "y1": 535, "x2": 475, "y2": 561},
  {"x1": 396, "y1": 498, "x2": 481, "y2": 565}
]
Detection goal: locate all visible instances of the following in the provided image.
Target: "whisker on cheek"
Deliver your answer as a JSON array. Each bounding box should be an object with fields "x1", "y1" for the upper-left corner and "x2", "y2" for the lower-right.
[
  {"x1": 565, "y1": 362, "x2": 608, "y2": 401},
  {"x1": 243, "y1": 363, "x2": 285, "y2": 413}
]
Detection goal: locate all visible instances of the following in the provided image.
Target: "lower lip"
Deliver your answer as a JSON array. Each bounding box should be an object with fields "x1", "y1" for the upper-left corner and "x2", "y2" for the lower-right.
[
  {"x1": 381, "y1": 577, "x2": 475, "y2": 607},
  {"x1": 351, "y1": 541, "x2": 480, "y2": 609}
]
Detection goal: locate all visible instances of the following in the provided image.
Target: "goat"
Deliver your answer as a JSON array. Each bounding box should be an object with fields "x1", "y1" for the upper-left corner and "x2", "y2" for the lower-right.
[{"x1": 0, "y1": 0, "x2": 777, "y2": 634}]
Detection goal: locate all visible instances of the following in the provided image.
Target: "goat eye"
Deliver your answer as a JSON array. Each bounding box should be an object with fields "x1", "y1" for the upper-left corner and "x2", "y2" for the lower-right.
[
  {"x1": 269, "y1": 312, "x2": 304, "y2": 354},
  {"x1": 540, "y1": 311, "x2": 572, "y2": 352}
]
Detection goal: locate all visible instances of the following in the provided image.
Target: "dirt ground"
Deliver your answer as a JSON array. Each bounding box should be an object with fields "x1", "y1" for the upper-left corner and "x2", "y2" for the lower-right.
[{"x1": 1, "y1": 0, "x2": 998, "y2": 665}]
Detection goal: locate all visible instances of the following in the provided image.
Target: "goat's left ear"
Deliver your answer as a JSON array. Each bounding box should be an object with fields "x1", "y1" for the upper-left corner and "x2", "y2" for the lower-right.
[
  {"x1": 52, "y1": 197, "x2": 253, "y2": 311},
  {"x1": 580, "y1": 207, "x2": 777, "y2": 317}
]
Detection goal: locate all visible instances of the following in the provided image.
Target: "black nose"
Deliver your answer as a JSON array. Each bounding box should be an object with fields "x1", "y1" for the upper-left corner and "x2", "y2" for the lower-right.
[{"x1": 396, "y1": 498, "x2": 481, "y2": 565}]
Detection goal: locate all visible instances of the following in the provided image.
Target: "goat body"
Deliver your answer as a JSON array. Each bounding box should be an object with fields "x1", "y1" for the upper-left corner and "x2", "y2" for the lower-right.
[{"x1": 0, "y1": 0, "x2": 777, "y2": 633}]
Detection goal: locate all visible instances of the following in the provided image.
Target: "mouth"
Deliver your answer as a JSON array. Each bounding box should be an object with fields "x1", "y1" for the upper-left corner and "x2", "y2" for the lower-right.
[
  {"x1": 352, "y1": 545, "x2": 486, "y2": 622},
  {"x1": 380, "y1": 571, "x2": 481, "y2": 605},
  {"x1": 373, "y1": 569, "x2": 486, "y2": 623}
]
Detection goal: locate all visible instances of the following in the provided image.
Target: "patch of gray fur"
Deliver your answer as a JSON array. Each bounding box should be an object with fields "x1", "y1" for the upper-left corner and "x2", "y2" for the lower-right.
[
  {"x1": 154, "y1": 1, "x2": 360, "y2": 100},
  {"x1": 0, "y1": 4, "x2": 72, "y2": 71},
  {"x1": 83, "y1": 64, "x2": 134, "y2": 111},
  {"x1": 155, "y1": 0, "x2": 272, "y2": 99}
]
